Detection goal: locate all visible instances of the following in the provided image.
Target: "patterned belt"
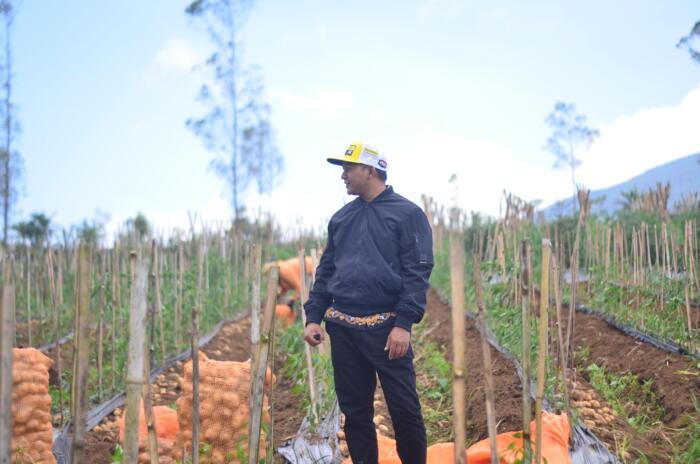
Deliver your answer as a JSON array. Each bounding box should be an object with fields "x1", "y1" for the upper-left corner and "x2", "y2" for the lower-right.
[{"x1": 324, "y1": 307, "x2": 397, "y2": 328}]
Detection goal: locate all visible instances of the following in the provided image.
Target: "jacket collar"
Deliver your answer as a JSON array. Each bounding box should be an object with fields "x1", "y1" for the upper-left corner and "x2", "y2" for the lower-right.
[{"x1": 360, "y1": 185, "x2": 393, "y2": 204}]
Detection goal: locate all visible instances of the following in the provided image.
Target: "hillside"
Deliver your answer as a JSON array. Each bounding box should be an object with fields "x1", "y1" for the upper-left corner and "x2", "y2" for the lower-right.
[{"x1": 544, "y1": 152, "x2": 700, "y2": 217}]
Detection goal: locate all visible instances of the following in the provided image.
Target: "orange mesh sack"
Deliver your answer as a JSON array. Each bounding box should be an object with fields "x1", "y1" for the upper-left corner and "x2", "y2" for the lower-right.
[
  {"x1": 117, "y1": 403, "x2": 179, "y2": 463},
  {"x1": 275, "y1": 303, "x2": 296, "y2": 327},
  {"x1": 174, "y1": 353, "x2": 272, "y2": 463},
  {"x1": 268, "y1": 256, "x2": 315, "y2": 294},
  {"x1": 10, "y1": 348, "x2": 55, "y2": 464}
]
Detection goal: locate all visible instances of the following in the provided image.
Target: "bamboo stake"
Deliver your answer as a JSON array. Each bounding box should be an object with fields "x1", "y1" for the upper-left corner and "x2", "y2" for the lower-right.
[
  {"x1": 124, "y1": 252, "x2": 149, "y2": 463},
  {"x1": 26, "y1": 250, "x2": 31, "y2": 347},
  {"x1": 683, "y1": 222, "x2": 693, "y2": 339},
  {"x1": 0, "y1": 257, "x2": 15, "y2": 464},
  {"x1": 551, "y1": 254, "x2": 571, "y2": 421},
  {"x1": 520, "y1": 241, "x2": 532, "y2": 464},
  {"x1": 71, "y1": 243, "x2": 92, "y2": 463},
  {"x1": 143, "y1": 308, "x2": 159, "y2": 464},
  {"x1": 248, "y1": 265, "x2": 278, "y2": 464},
  {"x1": 111, "y1": 247, "x2": 119, "y2": 392},
  {"x1": 191, "y1": 240, "x2": 205, "y2": 464},
  {"x1": 535, "y1": 240, "x2": 551, "y2": 464},
  {"x1": 176, "y1": 241, "x2": 184, "y2": 349},
  {"x1": 250, "y1": 244, "x2": 262, "y2": 349},
  {"x1": 151, "y1": 241, "x2": 166, "y2": 363},
  {"x1": 57, "y1": 248, "x2": 64, "y2": 309},
  {"x1": 298, "y1": 248, "x2": 320, "y2": 423},
  {"x1": 671, "y1": 227, "x2": 679, "y2": 277},
  {"x1": 47, "y1": 248, "x2": 65, "y2": 424},
  {"x1": 223, "y1": 236, "x2": 231, "y2": 318},
  {"x1": 96, "y1": 252, "x2": 106, "y2": 402},
  {"x1": 472, "y1": 254, "x2": 498, "y2": 464},
  {"x1": 449, "y1": 228, "x2": 467, "y2": 464},
  {"x1": 311, "y1": 249, "x2": 330, "y2": 355}
]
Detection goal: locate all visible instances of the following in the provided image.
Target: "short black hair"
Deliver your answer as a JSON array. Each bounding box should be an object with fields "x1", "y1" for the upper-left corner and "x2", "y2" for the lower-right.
[{"x1": 377, "y1": 168, "x2": 387, "y2": 182}]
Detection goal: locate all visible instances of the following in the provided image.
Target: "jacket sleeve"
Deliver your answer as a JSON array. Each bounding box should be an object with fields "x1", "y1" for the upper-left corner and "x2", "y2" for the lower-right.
[
  {"x1": 394, "y1": 207, "x2": 434, "y2": 331},
  {"x1": 303, "y1": 223, "x2": 336, "y2": 325}
]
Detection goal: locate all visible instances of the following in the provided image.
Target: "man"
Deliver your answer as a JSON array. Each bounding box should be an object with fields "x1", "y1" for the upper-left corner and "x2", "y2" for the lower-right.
[{"x1": 303, "y1": 142, "x2": 434, "y2": 464}]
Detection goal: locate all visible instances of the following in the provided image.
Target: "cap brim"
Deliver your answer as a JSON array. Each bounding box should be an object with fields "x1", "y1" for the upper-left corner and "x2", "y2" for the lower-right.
[{"x1": 326, "y1": 157, "x2": 362, "y2": 166}]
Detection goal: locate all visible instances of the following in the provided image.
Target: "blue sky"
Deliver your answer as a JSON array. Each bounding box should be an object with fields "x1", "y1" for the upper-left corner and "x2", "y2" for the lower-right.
[{"x1": 14, "y1": 0, "x2": 700, "y2": 238}]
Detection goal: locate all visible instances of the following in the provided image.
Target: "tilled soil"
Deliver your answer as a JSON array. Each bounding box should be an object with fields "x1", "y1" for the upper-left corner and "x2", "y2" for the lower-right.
[
  {"x1": 568, "y1": 306, "x2": 700, "y2": 462},
  {"x1": 570, "y1": 307, "x2": 700, "y2": 426}
]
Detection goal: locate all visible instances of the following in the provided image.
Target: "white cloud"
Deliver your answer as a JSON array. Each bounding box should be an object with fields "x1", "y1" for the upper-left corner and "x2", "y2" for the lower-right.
[
  {"x1": 391, "y1": 131, "x2": 566, "y2": 217},
  {"x1": 153, "y1": 38, "x2": 202, "y2": 72},
  {"x1": 577, "y1": 83, "x2": 700, "y2": 190},
  {"x1": 269, "y1": 88, "x2": 353, "y2": 117},
  {"x1": 144, "y1": 38, "x2": 203, "y2": 84}
]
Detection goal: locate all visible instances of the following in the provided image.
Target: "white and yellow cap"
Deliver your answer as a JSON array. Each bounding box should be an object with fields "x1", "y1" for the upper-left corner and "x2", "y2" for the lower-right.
[{"x1": 327, "y1": 141, "x2": 388, "y2": 171}]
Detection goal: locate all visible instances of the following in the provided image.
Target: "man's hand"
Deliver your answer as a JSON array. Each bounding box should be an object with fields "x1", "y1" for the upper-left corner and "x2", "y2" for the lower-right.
[
  {"x1": 304, "y1": 323, "x2": 325, "y2": 346},
  {"x1": 384, "y1": 326, "x2": 411, "y2": 360}
]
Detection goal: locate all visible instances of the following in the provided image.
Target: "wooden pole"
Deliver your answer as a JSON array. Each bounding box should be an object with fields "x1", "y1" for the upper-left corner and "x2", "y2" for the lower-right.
[
  {"x1": 151, "y1": 241, "x2": 166, "y2": 363},
  {"x1": 248, "y1": 265, "x2": 278, "y2": 464},
  {"x1": 145, "y1": 242, "x2": 160, "y2": 464},
  {"x1": 535, "y1": 240, "x2": 551, "y2": 464},
  {"x1": 124, "y1": 252, "x2": 149, "y2": 463},
  {"x1": 449, "y1": 228, "x2": 467, "y2": 464},
  {"x1": 111, "y1": 246, "x2": 120, "y2": 392},
  {"x1": 472, "y1": 255, "x2": 498, "y2": 464},
  {"x1": 71, "y1": 243, "x2": 92, "y2": 463},
  {"x1": 176, "y1": 241, "x2": 184, "y2": 349},
  {"x1": 26, "y1": 249, "x2": 31, "y2": 347},
  {"x1": 47, "y1": 248, "x2": 65, "y2": 425},
  {"x1": 683, "y1": 222, "x2": 693, "y2": 340},
  {"x1": 143, "y1": 320, "x2": 159, "y2": 464},
  {"x1": 551, "y1": 255, "x2": 571, "y2": 420},
  {"x1": 298, "y1": 249, "x2": 320, "y2": 423},
  {"x1": 520, "y1": 241, "x2": 532, "y2": 464},
  {"x1": 250, "y1": 244, "x2": 262, "y2": 349},
  {"x1": 0, "y1": 257, "x2": 15, "y2": 464},
  {"x1": 97, "y1": 252, "x2": 106, "y2": 402},
  {"x1": 190, "y1": 240, "x2": 205, "y2": 464}
]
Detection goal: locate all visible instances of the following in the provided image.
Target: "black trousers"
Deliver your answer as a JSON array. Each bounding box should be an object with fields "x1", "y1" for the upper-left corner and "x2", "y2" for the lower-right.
[{"x1": 326, "y1": 321, "x2": 427, "y2": 464}]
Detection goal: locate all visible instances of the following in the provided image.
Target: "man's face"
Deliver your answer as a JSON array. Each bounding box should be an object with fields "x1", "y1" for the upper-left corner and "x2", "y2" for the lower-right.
[{"x1": 341, "y1": 163, "x2": 369, "y2": 196}]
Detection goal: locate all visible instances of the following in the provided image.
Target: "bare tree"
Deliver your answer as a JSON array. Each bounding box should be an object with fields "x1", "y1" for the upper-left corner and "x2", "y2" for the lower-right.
[
  {"x1": 0, "y1": 0, "x2": 20, "y2": 246},
  {"x1": 239, "y1": 66, "x2": 284, "y2": 220},
  {"x1": 544, "y1": 102, "x2": 599, "y2": 215},
  {"x1": 677, "y1": 20, "x2": 700, "y2": 63},
  {"x1": 186, "y1": 0, "x2": 254, "y2": 222}
]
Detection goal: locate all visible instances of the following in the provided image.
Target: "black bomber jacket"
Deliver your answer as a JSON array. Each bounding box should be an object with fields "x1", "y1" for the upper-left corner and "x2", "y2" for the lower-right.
[{"x1": 304, "y1": 186, "x2": 434, "y2": 331}]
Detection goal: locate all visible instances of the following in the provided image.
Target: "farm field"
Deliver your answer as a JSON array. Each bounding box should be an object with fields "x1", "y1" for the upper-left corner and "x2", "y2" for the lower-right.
[{"x1": 2, "y1": 3, "x2": 700, "y2": 463}]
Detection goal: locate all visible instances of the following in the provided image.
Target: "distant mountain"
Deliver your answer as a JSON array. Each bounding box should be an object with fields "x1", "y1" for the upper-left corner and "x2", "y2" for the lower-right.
[{"x1": 544, "y1": 152, "x2": 700, "y2": 218}]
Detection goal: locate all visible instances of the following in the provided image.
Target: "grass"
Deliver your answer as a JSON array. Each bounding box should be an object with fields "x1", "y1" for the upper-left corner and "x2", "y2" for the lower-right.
[
  {"x1": 580, "y1": 269, "x2": 699, "y2": 353},
  {"x1": 412, "y1": 322, "x2": 453, "y2": 443}
]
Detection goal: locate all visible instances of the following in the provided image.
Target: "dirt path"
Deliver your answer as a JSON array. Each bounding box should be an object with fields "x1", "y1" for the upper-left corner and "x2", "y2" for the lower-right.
[{"x1": 424, "y1": 289, "x2": 523, "y2": 442}]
